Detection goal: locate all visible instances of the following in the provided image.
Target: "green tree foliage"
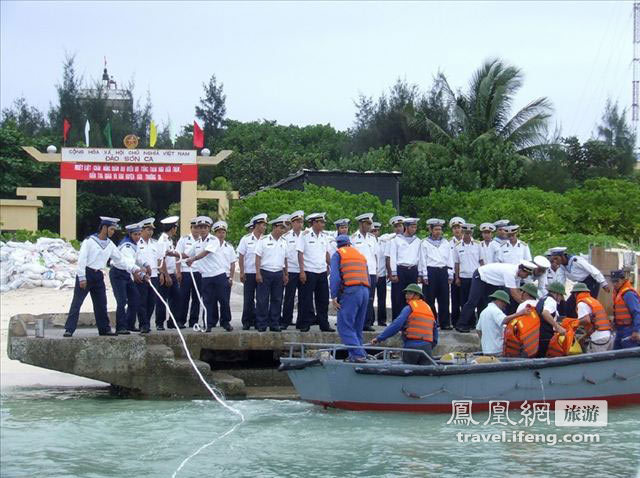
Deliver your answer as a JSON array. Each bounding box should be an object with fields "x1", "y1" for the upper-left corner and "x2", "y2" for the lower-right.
[
  {"x1": 225, "y1": 184, "x2": 397, "y2": 244},
  {"x1": 196, "y1": 74, "x2": 226, "y2": 146}
]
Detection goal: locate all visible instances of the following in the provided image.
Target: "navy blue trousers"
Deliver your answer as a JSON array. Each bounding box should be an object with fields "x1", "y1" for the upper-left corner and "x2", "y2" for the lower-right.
[
  {"x1": 136, "y1": 280, "x2": 155, "y2": 330},
  {"x1": 202, "y1": 274, "x2": 231, "y2": 328},
  {"x1": 155, "y1": 274, "x2": 181, "y2": 327},
  {"x1": 337, "y1": 285, "x2": 369, "y2": 359},
  {"x1": 375, "y1": 276, "x2": 388, "y2": 325},
  {"x1": 364, "y1": 275, "x2": 377, "y2": 328},
  {"x1": 391, "y1": 265, "x2": 418, "y2": 320},
  {"x1": 423, "y1": 266, "x2": 450, "y2": 328},
  {"x1": 299, "y1": 271, "x2": 330, "y2": 329},
  {"x1": 458, "y1": 270, "x2": 501, "y2": 329},
  {"x1": 450, "y1": 278, "x2": 461, "y2": 325},
  {"x1": 64, "y1": 268, "x2": 111, "y2": 334},
  {"x1": 180, "y1": 271, "x2": 202, "y2": 327},
  {"x1": 282, "y1": 272, "x2": 302, "y2": 328},
  {"x1": 109, "y1": 267, "x2": 139, "y2": 331},
  {"x1": 256, "y1": 269, "x2": 285, "y2": 329},
  {"x1": 242, "y1": 273, "x2": 257, "y2": 328}
]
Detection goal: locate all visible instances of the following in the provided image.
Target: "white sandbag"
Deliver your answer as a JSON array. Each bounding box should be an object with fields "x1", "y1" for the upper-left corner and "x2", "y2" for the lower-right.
[
  {"x1": 8, "y1": 277, "x2": 24, "y2": 290},
  {"x1": 61, "y1": 278, "x2": 76, "y2": 289},
  {"x1": 42, "y1": 279, "x2": 62, "y2": 288},
  {"x1": 18, "y1": 263, "x2": 47, "y2": 274}
]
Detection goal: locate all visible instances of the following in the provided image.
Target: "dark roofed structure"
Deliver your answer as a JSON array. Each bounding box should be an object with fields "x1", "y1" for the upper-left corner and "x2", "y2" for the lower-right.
[{"x1": 246, "y1": 169, "x2": 402, "y2": 209}]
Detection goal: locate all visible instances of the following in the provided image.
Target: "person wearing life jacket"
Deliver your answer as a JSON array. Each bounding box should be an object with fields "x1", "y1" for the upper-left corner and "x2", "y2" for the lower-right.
[
  {"x1": 571, "y1": 282, "x2": 613, "y2": 353},
  {"x1": 371, "y1": 284, "x2": 437, "y2": 365},
  {"x1": 476, "y1": 290, "x2": 526, "y2": 356},
  {"x1": 610, "y1": 269, "x2": 640, "y2": 350},
  {"x1": 329, "y1": 235, "x2": 371, "y2": 362},
  {"x1": 538, "y1": 282, "x2": 574, "y2": 357}
]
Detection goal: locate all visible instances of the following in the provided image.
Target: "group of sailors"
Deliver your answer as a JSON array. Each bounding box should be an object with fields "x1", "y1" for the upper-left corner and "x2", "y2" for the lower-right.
[{"x1": 62, "y1": 214, "x2": 639, "y2": 362}]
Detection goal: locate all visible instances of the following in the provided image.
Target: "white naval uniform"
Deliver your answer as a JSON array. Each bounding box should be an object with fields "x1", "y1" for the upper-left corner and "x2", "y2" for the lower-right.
[
  {"x1": 386, "y1": 234, "x2": 421, "y2": 275},
  {"x1": 487, "y1": 237, "x2": 507, "y2": 264},
  {"x1": 157, "y1": 232, "x2": 178, "y2": 274},
  {"x1": 221, "y1": 241, "x2": 237, "y2": 277},
  {"x1": 495, "y1": 239, "x2": 532, "y2": 264},
  {"x1": 561, "y1": 255, "x2": 607, "y2": 286},
  {"x1": 546, "y1": 266, "x2": 566, "y2": 287},
  {"x1": 283, "y1": 230, "x2": 302, "y2": 273},
  {"x1": 453, "y1": 239, "x2": 482, "y2": 279},
  {"x1": 478, "y1": 263, "x2": 522, "y2": 289},
  {"x1": 237, "y1": 232, "x2": 262, "y2": 274},
  {"x1": 176, "y1": 233, "x2": 199, "y2": 273},
  {"x1": 110, "y1": 238, "x2": 145, "y2": 276},
  {"x1": 196, "y1": 235, "x2": 222, "y2": 278},
  {"x1": 479, "y1": 240, "x2": 494, "y2": 265},
  {"x1": 255, "y1": 233, "x2": 287, "y2": 272},
  {"x1": 76, "y1": 235, "x2": 135, "y2": 280},
  {"x1": 351, "y1": 230, "x2": 378, "y2": 276},
  {"x1": 419, "y1": 237, "x2": 453, "y2": 280},
  {"x1": 296, "y1": 230, "x2": 330, "y2": 274},
  {"x1": 137, "y1": 238, "x2": 160, "y2": 278}
]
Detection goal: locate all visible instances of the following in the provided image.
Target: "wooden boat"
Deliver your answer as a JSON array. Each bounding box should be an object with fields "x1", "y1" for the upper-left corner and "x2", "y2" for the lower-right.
[{"x1": 279, "y1": 343, "x2": 640, "y2": 412}]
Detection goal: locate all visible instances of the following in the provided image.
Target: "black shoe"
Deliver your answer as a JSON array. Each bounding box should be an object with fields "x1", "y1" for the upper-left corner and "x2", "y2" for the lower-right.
[
  {"x1": 129, "y1": 328, "x2": 140, "y2": 332},
  {"x1": 116, "y1": 330, "x2": 130, "y2": 335},
  {"x1": 441, "y1": 326, "x2": 453, "y2": 331},
  {"x1": 280, "y1": 326, "x2": 288, "y2": 331},
  {"x1": 269, "y1": 326, "x2": 281, "y2": 332},
  {"x1": 257, "y1": 327, "x2": 267, "y2": 332},
  {"x1": 363, "y1": 326, "x2": 375, "y2": 332},
  {"x1": 299, "y1": 327, "x2": 310, "y2": 332},
  {"x1": 205, "y1": 327, "x2": 212, "y2": 333},
  {"x1": 242, "y1": 325, "x2": 251, "y2": 330},
  {"x1": 222, "y1": 323, "x2": 233, "y2": 332},
  {"x1": 377, "y1": 323, "x2": 387, "y2": 327},
  {"x1": 157, "y1": 326, "x2": 165, "y2": 331},
  {"x1": 320, "y1": 327, "x2": 336, "y2": 332},
  {"x1": 178, "y1": 324, "x2": 186, "y2": 329},
  {"x1": 140, "y1": 328, "x2": 151, "y2": 334},
  {"x1": 455, "y1": 327, "x2": 470, "y2": 333},
  {"x1": 63, "y1": 331, "x2": 72, "y2": 337},
  {"x1": 99, "y1": 330, "x2": 116, "y2": 336}
]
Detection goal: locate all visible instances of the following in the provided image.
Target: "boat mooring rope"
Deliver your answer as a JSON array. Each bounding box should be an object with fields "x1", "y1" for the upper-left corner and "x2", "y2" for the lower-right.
[{"x1": 146, "y1": 267, "x2": 245, "y2": 477}]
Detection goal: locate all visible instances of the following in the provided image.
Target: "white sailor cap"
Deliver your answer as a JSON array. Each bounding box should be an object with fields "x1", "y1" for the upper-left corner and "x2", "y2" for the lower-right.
[
  {"x1": 389, "y1": 215, "x2": 405, "y2": 226},
  {"x1": 140, "y1": 217, "x2": 155, "y2": 228},
  {"x1": 493, "y1": 219, "x2": 510, "y2": 228},
  {"x1": 160, "y1": 215, "x2": 179, "y2": 226},
  {"x1": 449, "y1": 216, "x2": 465, "y2": 227},
  {"x1": 289, "y1": 210, "x2": 305, "y2": 221},
  {"x1": 505, "y1": 224, "x2": 520, "y2": 233},
  {"x1": 548, "y1": 246, "x2": 568, "y2": 256},
  {"x1": 426, "y1": 218, "x2": 445, "y2": 227},
  {"x1": 479, "y1": 222, "x2": 496, "y2": 232},
  {"x1": 196, "y1": 216, "x2": 213, "y2": 226},
  {"x1": 251, "y1": 213, "x2": 268, "y2": 225},
  {"x1": 270, "y1": 214, "x2": 290, "y2": 226},
  {"x1": 533, "y1": 255, "x2": 551, "y2": 269},
  {"x1": 99, "y1": 216, "x2": 121, "y2": 229},
  {"x1": 190, "y1": 217, "x2": 199, "y2": 226},
  {"x1": 306, "y1": 212, "x2": 326, "y2": 222},
  {"x1": 125, "y1": 222, "x2": 142, "y2": 233},
  {"x1": 519, "y1": 260, "x2": 538, "y2": 272},
  {"x1": 334, "y1": 218, "x2": 350, "y2": 226},
  {"x1": 212, "y1": 220, "x2": 228, "y2": 231},
  {"x1": 403, "y1": 217, "x2": 420, "y2": 225},
  {"x1": 244, "y1": 222, "x2": 254, "y2": 229},
  {"x1": 371, "y1": 222, "x2": 381, "y2": 229},
  {"x1": 355, "y1": 213, "x2": 374, "y2": 223},
  {"x1": 462, "y1": 223, "x2": 476, "y2": 231}
]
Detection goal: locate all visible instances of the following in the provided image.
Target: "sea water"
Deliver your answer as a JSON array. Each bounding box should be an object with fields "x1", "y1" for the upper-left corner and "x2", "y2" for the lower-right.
[{"x1": 1, "y1": 388, "x2": 639, "y2": 478}]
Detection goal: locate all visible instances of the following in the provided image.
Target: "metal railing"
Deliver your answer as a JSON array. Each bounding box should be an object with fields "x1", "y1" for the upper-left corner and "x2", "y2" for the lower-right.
[{"x1": 283, "y1": 342, "x2": 441, "y2": 368}]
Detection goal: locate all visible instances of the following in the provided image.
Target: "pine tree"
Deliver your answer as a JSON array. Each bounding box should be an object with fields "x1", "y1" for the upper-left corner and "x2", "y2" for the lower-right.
[{"x1": 195, "y1": 74, "x2": 226, "y2": 147}]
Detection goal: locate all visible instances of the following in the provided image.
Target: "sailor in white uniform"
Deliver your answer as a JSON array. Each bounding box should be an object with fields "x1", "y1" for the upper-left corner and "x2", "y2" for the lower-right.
[
  {"x1": 281, "y1": 210, "x2": 305, "y2": 330},
  {"x1": 64, "y1": 217, "x2": 136, "y2": 337},
  {"x1": 453, "y1": 223, "x2": 483, "y2": 328},
  {"x1": 370, "y1": 222, "x2": 388, "y2": 326},
  {"x1": 479, "y1": 223, "x2": 496, "y2": 264},
  {"x1": 176, "y1": 217, "x2": 203, "y2": 327},
  {"x1": 135, "y1": 218, "x2": 159, "y2": 333},
  {"x1": 495, "y1": 224, "x2": 532, "y2": 264},
  {"x1": 419, "y1": 218, "x2": 452, "y2": 329},
  {"x1": 487, "y1": 219, "x2": 510, "y2": 263},
  {"x1": 351, "y1": 213, "x2": 378, "y2": 331},
  {"x1": 155, "y1": 216, "x2": 182, "y2": 330},
  {"x1": 448, "y1": 216, "x2": 465, "y2": 327},
  {"x1": 237, "y1": 213, "x2": 268, "y2": 330},
  {"x1": 387, "y1": 217, "x2": 421, "y2": 319}
]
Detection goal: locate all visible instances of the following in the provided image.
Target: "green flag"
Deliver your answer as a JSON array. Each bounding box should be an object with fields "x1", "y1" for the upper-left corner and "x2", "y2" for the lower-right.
[{"x1": 103, "y1": 121, "x2": 112, "y2": 148}]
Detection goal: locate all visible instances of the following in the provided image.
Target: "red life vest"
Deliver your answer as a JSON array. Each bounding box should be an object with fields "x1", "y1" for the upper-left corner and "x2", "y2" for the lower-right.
[
  {"x1": 576, "y1": 292, "x2": 611, "y2": 333},
  {"x1": 402, "y1": 299, "x2": 435, "y2": 342},
  {"x1": 546, "y1": 318, "x2": 580, "y2": 357},
  {"x1": 337, "y1": 246, "x2": 370, "y2": 287},
  {"x1": 614, "y1": 281, "x2": 639, "y2": 327},
  {"x1": 503, "y1": 305, "x2": 540, "y2": 358}
]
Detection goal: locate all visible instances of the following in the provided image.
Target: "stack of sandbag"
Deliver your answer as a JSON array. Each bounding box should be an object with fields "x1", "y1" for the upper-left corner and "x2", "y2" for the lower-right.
[{"x1": 0, "y1": 238, "x2": 79, "y2": 293}]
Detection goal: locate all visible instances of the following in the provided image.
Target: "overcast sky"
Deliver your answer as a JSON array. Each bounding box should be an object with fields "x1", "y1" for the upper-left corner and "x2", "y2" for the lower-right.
[{"x1": 1, "y1": 1, "x2": 633, "y2": 140}]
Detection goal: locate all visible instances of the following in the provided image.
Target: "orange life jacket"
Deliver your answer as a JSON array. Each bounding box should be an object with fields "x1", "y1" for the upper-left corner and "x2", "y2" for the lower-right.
[
  {"x1": 503, "y1": 305, "x2": 540, "y2": 358},
  {"x1": 576, "y1": 292, "x2": 611, "y2": 333},
  {"x1": 338, "y1": 246, "x2": 370, "y2": 287},
  {"x1": 546, "y1": 318, "x2": 580, "y2": 357},
  {"x1": 613, "y1": 281, "x2": 639, "y2": 327},
  {"x1": 402, "y1": 299, "x2": 436, "y2": 342}
]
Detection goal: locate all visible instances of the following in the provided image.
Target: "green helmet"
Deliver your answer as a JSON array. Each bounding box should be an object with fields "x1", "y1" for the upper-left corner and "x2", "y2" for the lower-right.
[
  {"x1": 403, "y1": 283, "x2": 424, "y2": 296},
  {"x1": 488, "y1": 290, "x2": 511, "y2": 304},
  {"x1": 547, "y1": 282, "x2": 566, "y2": 295},
  {"x1": 519, "y1": 282, "x2": 539, "y2": 299},
  {"x1": 571, "y1": 282, "x2": 590, "y2": 293}
]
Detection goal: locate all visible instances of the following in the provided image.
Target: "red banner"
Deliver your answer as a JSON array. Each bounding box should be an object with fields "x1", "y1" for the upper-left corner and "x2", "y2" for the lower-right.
[{"x1": 60, "y1": 162, "x2": 197, "y2": 182}]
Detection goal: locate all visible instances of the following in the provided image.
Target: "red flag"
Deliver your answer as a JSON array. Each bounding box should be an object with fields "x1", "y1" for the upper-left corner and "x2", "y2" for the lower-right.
[
  {"x1": 63, "y1": 119, "x2": 71, "y2": 142},
  {"x1": 193, "y1": 121, "x2": 204, "y2": 149}
]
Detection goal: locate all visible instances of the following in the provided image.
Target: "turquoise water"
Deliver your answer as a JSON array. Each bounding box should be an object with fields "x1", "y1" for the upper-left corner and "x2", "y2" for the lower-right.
[{"x1": 1, "y1": 388, "x2": 639, "y2": 478}]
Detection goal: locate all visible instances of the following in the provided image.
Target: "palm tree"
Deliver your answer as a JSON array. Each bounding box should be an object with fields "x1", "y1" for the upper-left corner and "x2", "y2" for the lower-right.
[{"x1": 414, "y1": 58, "x2": 553, "y2": 153}]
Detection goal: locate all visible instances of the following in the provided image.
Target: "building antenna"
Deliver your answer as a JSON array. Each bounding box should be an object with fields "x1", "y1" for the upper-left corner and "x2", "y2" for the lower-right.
[{"x1": 633, "y1": 3, "x2": 639, "y2": 126}]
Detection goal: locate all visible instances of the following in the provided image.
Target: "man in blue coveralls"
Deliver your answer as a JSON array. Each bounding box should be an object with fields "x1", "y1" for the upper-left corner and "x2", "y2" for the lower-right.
[
  {"x1": 610, "y1": 269, "x2": 640, "y2": 349},
  {"x1": 329, "y1": 235, "x2": 371, "y2": 362}
]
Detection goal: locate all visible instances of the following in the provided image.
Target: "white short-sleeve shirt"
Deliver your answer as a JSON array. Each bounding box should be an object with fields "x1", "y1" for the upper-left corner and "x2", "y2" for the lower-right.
[
  {"x1": 476, "y1": 302, "x2": 506, "y2": 355},
  {"x1": 478, "y1": 263, "x2": 520, "y2": 288},
  {"x1": 296, "y1": 230, "x2": 329, "y2": 274},
  {"x1": 237, "y1": 233, "x2": 262, "y2": 274},
  {"x1": 255, "y1": 234, "x2": 287, "y2": 272}
]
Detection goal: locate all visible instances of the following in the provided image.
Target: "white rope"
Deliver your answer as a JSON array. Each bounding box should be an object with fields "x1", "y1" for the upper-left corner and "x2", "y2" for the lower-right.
[{"x1": 146, "y1": 274, "x2": 244, "y2": 477}]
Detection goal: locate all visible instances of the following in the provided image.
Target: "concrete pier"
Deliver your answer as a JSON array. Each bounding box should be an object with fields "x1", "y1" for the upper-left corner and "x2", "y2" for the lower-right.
[{"x1": 7, "y1": 312, "x2": 481, "y2": 399}]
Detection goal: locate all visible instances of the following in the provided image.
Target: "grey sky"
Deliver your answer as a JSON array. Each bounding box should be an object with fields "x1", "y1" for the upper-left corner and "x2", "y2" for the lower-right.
[{"x1": 1, "y1": 1, "x2": 633, "y2": 140}]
